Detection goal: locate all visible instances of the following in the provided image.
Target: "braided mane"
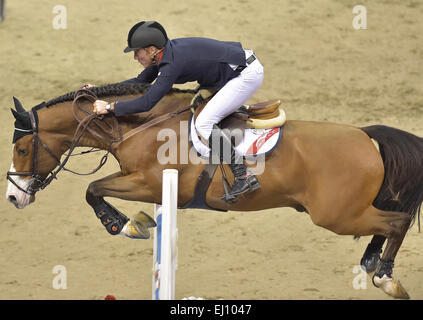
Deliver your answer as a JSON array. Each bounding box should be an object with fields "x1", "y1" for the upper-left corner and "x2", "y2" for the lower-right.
[{"x1": 44, "y1": 83, "x2": 197, "y2": 108}]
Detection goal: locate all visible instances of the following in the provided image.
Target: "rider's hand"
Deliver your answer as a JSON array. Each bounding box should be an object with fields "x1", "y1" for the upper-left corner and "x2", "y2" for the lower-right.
[{"x1": 93, "y1": 100, "x2": 110, "y2": 115}]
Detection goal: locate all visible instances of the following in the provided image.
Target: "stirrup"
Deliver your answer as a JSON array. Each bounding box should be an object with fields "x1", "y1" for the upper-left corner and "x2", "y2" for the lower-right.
[
  {"x1": 220, "y1": 173, "x2": 261, "y2": 203},
  {"x1": 229, "y1": 174, "x2": 261, "y2": 197},
  {"x1": 221, "y1": 169, "x2": 238, "y2": 204}
]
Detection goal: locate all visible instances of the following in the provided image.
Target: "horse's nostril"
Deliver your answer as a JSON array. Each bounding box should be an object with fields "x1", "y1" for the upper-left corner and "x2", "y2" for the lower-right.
[{"x1": 8, "y1": 195, "x2": 18, "y2": 205}]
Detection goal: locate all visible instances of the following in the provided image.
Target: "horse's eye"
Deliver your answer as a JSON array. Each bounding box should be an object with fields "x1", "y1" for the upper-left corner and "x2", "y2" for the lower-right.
[{"x1": 17, "y1": 148, "x2": 27, "y2": 156}]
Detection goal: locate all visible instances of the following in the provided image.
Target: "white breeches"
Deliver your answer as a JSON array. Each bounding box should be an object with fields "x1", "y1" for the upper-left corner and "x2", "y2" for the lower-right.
[{"x1": 195, "y1": 50, "x2": 264, "y2": 140}]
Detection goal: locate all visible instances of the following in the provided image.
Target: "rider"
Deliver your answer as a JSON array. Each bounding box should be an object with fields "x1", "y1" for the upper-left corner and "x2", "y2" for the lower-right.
[{"x1": 92, "y1": 21, "x2": 264, "y2": 199}]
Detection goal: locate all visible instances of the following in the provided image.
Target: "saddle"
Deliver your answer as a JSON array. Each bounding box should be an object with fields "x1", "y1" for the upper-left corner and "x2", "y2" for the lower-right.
[
  {"x1": 182, "y1": 95, "x2": 286, "y2": 210},
  {"x1": 245, "y1": 100, "x2": 286, "y2": 128},
  {"x1": 193, "y1": 98, "x2": 286, "y2": 147}
]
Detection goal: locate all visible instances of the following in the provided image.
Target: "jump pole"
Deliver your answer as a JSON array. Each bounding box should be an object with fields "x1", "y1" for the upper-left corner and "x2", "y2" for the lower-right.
[
  {"x1": 0, "y1": 0, "x2": 5, "y2": 23},
  {"x1": 152, "y1": 169, "x2": 179, "y2": 300}
]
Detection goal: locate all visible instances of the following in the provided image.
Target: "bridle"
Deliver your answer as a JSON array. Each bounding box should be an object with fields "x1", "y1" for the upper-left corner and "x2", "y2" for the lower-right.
[
  {"x1": 7, "y1": 88, "x2": 195, "y2": 196},
  {"x1": 7, "y1": 109, "x2": 62, "y2": 195},
  {"x1": 6, "y1": 89, "x2": 120, "y2": 196}
]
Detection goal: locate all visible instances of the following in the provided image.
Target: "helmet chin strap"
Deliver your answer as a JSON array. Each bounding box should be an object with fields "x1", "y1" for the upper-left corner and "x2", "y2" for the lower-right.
[{"x1": 149, "y1": 48, "x2": 164, "y2": 64}]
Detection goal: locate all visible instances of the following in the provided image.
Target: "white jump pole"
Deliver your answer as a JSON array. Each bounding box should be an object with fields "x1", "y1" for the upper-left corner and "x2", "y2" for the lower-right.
[{"x1": 152, "y1": 169, "x2": 178, "y2": 300}]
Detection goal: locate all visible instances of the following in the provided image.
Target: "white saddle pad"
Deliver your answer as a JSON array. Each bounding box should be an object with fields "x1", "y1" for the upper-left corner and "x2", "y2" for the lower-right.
[{"x1": 189, "y1": 114, "x2": 282, "y2": 159}]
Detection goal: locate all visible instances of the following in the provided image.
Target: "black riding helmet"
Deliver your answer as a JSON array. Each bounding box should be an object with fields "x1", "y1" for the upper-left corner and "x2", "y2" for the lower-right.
[{"x1": 124, "y1": 21, "x2": 168, "y2": 53}]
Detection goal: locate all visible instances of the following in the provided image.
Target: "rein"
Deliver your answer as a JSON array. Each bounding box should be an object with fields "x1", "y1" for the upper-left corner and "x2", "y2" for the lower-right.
[
  {"x1": 112, "y1": 104, "x2": 193, "y2": 147},
  {"x1": 72, "y1": 89, "x2": 123, "y2": 144},
  {"x1": 7, "y1": 89, "x2": 194, "y2": 195}
]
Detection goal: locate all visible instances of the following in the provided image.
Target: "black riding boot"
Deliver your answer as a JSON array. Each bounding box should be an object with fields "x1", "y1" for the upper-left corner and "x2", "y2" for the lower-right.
[
  {"x1": 228, "y1": 162, "x2": 261, "y2": 196},
  {"x1": 209, "y1": 125, "x2": 260, "y2": 198}
]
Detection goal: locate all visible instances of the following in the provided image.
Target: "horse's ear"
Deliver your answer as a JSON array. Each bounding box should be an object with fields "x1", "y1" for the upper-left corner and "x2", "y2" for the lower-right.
[
  {"x1": 13, "y1": 97, "x2": 26, "y2": 113},
  {"x1": 11, "y1": 108, "x2": 19, "y2": 119},
  {"x1": 10, "y1": 108, "x2": 27, "y2": 121}
]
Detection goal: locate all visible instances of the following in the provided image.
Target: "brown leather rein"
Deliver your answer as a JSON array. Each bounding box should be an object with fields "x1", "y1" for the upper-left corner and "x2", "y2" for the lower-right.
[
  {"x1": 7, "y1": 89, "x2": 193, "y2": 195},
  {"x1": 113, "y1": 104, "x2": 193, "y2": 147}
]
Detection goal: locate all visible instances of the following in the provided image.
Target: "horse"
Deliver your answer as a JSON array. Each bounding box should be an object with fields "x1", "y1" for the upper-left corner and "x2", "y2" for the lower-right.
[{"x1": 5, "y1": 83, "x2": 423, "y2": 299}]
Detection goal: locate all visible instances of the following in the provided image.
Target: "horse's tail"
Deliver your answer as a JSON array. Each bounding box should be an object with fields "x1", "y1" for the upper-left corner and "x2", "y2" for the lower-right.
[{"x1": 361, "y1": 125, "x2": 423, "y2": 230}]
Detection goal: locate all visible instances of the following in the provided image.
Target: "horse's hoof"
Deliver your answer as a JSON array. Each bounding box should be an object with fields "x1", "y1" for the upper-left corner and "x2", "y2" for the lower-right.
[
  {"x1": 120, "y1": 218, "x2": 152, "y2": 240},
  {"x1": 372, "y1": 274, "x2": 410, "y2": 299},
  {"x1": 134, "y1": 211, "x2": 157, "y2": 228}
]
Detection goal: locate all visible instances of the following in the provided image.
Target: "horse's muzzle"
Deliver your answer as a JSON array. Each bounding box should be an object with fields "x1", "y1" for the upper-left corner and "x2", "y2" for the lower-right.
[
  {"x1": 6, "y1": 192, "x2": 34, "y2": 209},
  {"x1": 5, "y1": 172, "x2": 36, "y2": 209}
]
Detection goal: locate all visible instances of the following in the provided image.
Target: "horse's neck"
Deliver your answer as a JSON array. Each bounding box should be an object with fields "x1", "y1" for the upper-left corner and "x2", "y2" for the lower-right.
[
  {"x1": 115, "y1": 93, "x2": 194, "y2": 135},
  {"x1": 37, "y1": 102, "x2": 110, "y2": 150},
  {"x1": 118, "y1": 92, "x2": 193, "y2": 118},
  {"x1": 38, "y1": 92, "x2": 194, "y2": 151}
]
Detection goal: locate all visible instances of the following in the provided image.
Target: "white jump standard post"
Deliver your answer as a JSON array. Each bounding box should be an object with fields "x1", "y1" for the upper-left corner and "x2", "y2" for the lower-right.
[{"x1": 152, "y1": 169, "x2": 179, "y2": 300}]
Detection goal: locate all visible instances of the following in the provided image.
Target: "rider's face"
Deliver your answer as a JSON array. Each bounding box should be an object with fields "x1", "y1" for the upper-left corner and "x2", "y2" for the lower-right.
[{"x1": 134, "y1": 47, "x2": 154, "y2": 68}]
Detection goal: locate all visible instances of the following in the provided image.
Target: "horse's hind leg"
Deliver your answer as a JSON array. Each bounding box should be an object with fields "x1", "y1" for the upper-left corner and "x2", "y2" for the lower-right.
[
  {"x1": 360, "y1": 235, "x2": 386, "y2": 273},
  {"x1": 366, "y1": 209, "x2": 412, "y2": 299}
]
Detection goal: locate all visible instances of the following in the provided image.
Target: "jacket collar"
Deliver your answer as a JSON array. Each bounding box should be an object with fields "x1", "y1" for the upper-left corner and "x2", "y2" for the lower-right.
[{"x1": 159, "y1": 40, "x2": 173, "y2": 65}]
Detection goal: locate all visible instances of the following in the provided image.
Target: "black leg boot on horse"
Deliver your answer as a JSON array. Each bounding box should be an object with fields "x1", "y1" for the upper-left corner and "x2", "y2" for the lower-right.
[
  {"x1": 209, "y1": 124, "x2": 260, "y2": 203},
  {"x1": 360, "y1": 235, "x2": 386, "y2": 273},
  {"x1": 86, "y1": 174, "x2": 156, "y2": 240},
  {"x1": 94, "y1": 201, "x2": 155, "y2": 239}
]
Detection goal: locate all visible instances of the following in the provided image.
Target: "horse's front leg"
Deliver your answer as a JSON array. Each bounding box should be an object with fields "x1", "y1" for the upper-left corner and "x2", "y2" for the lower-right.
[{"x1": 86, "y1": 171, "x2": 156, "y2": 239}]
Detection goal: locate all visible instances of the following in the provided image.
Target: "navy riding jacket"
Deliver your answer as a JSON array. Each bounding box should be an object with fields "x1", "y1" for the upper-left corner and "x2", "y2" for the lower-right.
[{"x1": 113, "y1": 37, "x2": 247, "y2": 116}]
